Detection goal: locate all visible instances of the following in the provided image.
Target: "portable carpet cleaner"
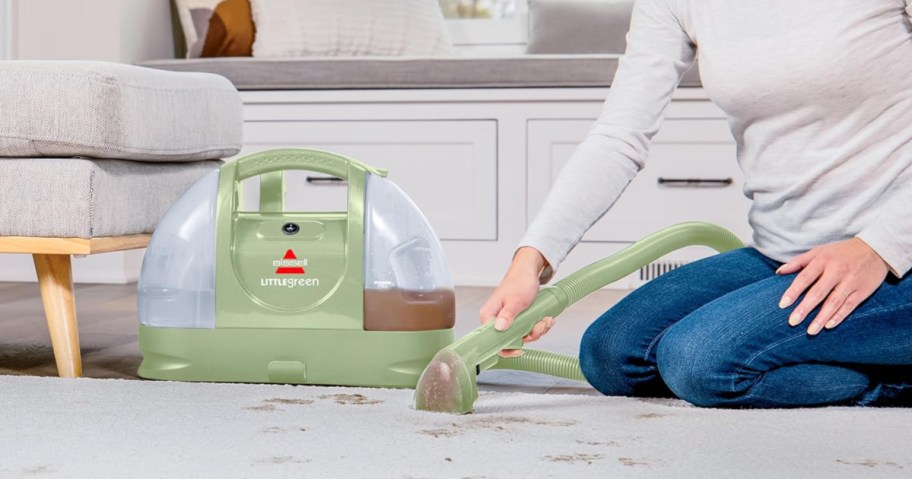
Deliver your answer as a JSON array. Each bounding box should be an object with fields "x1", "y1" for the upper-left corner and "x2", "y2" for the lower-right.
[{"x1": 137, "y1": 148, "x2": 744, "y2": 414}]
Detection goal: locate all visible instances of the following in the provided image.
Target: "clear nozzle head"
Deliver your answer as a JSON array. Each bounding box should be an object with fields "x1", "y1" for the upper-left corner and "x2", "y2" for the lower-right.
[{"x1": 413, "y1": 348, "x2": 477, "y2": 415}]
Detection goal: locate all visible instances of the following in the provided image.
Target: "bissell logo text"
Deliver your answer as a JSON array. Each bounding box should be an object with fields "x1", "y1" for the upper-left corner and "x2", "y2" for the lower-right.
[{"x1": 261, "y1": 249, "x2": 320, "y2": 288}]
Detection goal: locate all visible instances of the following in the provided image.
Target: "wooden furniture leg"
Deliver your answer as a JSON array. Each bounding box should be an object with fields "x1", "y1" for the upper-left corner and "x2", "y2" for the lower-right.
[
  {"x1": 1, "y1": 235, "x2": 149, "y2": 377},
  {"x1": 32, "y1": 254, "x2": 82, "y2": 378}
]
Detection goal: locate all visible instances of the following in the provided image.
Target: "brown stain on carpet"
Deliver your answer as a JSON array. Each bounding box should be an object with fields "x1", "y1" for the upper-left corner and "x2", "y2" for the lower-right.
[
  {"x1": 258, "y1": 426, "x2": 306, "y2": 434},
  {"x1": 244, "y1": 404, "x2": 278, "y2": 412},
  {"x1": 460, "y1": 416, "x2": 578, "y2": 430},
  {"x1": 254, "y1": 456, "x2": 311, "y2": 465},
  {"x1": 265, "y1": 398, "x2": 315, "y2": 406},
  {"x1": 246, "y1": 398, "x2": 316, "y2": 412},
  {"x1": 576, "y1": 439, "x2": 621, "y2": 447},
  {"x1": 419, "y1": 428, "x2": 462, "y2": 438},
  {"x1": 636, "y1": 413, "x2": 667, "y2": 420},
  {"x1": 319, "y1": 393, "x2": 383, "y2": 405},
  {"x1": 619, "y1": 457, "x2": 650, "y2": 467},
  {"x1": 544, "y1": 453, "x2": 604, "y2": 465},
  {"x1": 836, "y1": 459, "x2": 904, "y2": 469},
  {"x1": 421, "y1": 416, "x2": 578, "y2": 438},
  {"x1": 21, "y1": 466, "x2": 52, "y2": 476}
]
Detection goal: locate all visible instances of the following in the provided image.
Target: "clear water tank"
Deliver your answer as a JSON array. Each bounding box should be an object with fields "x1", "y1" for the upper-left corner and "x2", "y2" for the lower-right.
[
  {"x1": 362, "y1": 175, "x2": 455, "y2": 331},
  {"x1": 138, "y1": 170, "x2": 218, "y2": 328}
]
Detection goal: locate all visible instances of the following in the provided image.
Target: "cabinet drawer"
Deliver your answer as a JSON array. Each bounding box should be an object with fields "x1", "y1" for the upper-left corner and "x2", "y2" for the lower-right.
[
  {"x1": 237, "y1": 120, "x2": 497, "y2": 241},
  {"x1": 528, "y1": 119, "x2": 751, "y2": 243}
]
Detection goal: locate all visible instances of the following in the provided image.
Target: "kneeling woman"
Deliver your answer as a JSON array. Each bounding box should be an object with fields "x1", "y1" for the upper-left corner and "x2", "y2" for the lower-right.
[{"x1": 481, "y1": 0, "x2": 912, "y2": 407}]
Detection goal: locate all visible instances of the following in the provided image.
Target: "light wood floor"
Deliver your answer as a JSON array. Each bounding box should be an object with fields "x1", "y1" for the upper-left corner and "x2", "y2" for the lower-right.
[{"x1": 0, "y1": 282, "x2": 626, "y2": 385}]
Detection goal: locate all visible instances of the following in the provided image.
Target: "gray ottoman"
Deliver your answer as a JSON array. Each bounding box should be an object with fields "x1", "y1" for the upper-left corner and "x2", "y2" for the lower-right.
[{"x1": 0, "y1": 61, "x2": 242, "y2": 378}]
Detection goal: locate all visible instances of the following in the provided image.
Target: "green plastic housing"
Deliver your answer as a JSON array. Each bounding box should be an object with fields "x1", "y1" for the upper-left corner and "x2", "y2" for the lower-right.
[{"x1": 138, "y1": 149, "x2": 454, "y2": 387}]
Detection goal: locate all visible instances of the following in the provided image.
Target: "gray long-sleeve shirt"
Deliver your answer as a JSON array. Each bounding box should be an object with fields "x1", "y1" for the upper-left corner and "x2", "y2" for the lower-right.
[{"x1": 521, "y1": 0, "x2": 912, "y2": 281}]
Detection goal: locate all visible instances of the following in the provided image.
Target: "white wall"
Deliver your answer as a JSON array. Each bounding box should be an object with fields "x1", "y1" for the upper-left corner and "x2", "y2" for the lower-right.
[
  {"x1": 11, "y1": 0, "x2": 173, "y2": 62},
  {"x1": 0, "y1": 0, "x2": 10, "y2": 60},
  {"x1": 1, "y1": 0, "x2": 174, "y2": 284}
]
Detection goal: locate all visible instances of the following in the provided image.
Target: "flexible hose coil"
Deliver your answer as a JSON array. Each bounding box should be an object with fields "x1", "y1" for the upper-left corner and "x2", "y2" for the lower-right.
[{"x1": 492, "y1": 349, "x2": 587, "y2": 382}]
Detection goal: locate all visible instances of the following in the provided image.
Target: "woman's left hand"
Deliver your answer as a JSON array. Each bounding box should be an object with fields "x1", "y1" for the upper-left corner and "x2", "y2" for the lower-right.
[{"x1": 777, "y1": 237, "x2": 889, "y2": 335}]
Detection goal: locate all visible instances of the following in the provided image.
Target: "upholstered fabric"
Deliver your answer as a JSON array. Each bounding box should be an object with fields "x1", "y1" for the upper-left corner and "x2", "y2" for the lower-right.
[
  {"x1": 249, "y1": 0, "x2": 453, "y2": 58},
  {"x1": 0, "y1": 61, "x2": 242, "y2": 162},
  {"x1": 140, "y1": 55, "x2": 702, "y2": 90},
  {"x1": 526, "y1": 0, "x2": 635, "y2": 54},
  {"x1": 0, "y1": 158, "x2": 220, "y2": 238}
]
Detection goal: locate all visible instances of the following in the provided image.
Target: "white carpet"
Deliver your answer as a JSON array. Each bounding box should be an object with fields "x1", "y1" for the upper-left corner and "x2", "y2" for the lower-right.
[{"x1": 1, "y1": 375, "x2": 911, "y2": 478}]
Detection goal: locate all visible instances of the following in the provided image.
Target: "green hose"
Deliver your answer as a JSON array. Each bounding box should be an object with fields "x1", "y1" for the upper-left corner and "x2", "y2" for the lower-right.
[
  {"x1": 492, "y1": 349, "x2": 586, "y2": 382},
  {"x1": 414, "y1": 222, "x2": 745, "y2": 414}
]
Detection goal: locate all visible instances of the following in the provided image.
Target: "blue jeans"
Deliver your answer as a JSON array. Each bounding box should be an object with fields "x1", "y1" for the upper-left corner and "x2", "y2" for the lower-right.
[{"x1": 579, "y1": 248, "x2": 912, "y2": 408}]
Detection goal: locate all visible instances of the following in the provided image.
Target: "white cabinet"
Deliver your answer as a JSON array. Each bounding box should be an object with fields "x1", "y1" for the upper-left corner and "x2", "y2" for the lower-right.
[{"x1": 239, "y1": 120, "x2": 498, "y2": 241}]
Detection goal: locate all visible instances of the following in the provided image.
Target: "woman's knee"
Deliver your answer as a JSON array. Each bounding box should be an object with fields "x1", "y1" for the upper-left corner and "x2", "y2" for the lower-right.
[
  {"x1": 579, "y1": 310, "x2": 651, "y2": 396},
  {"x1": 580, "y1": 322, "x2": 629, "y2": 396},
  {"x1": 655, "y1": 321, "x2": 744, "y2": 407}
]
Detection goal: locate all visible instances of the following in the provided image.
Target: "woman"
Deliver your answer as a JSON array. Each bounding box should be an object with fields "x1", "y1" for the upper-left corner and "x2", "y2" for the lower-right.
[{"x1": 481, "y1": 0, "x2": 912, "y2": 407}]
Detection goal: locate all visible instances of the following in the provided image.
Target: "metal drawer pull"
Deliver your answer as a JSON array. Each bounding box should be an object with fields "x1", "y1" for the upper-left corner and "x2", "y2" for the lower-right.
[
  {"x1": 657, "y1": 177, "x2": 733, "y2": 187},
  {"x1": 306, "y1": 176, "x2": 347, "y2": 186}
]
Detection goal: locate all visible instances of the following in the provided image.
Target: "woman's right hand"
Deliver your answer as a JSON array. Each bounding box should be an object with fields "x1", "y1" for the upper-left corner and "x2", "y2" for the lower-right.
[{"x1": 479, "y1": 247, "x2": 556, "y2": 358}]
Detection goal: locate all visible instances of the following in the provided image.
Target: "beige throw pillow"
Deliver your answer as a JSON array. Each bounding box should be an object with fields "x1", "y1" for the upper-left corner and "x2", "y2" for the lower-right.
[{"x1": 250, "y1": 0, "x2": 454, "y2": 57}]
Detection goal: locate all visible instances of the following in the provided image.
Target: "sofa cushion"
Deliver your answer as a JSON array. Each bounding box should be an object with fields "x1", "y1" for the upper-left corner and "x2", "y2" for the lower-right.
[
  {"x1": 140, "y1": 55, "x2": 701, "y2": 90},
  {"x1": 0, "y1": 158, "x2": 220, "y2": 238},
  {"x1": 0, "y1": 61, "x2": 242, "y2": 162},
  {"x1": 526, "y1": 0, "x2": 635, "y2": 54}
]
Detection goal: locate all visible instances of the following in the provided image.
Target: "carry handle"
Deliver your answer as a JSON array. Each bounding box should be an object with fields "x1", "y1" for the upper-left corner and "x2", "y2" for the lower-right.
[{"x1": 234, "y1": 148, "x2": 387, "y2": 182}]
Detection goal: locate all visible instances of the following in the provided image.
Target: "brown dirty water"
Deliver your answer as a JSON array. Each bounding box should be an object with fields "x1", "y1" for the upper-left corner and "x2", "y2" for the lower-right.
[
  {"x1": 544, "y1": 453, "x2": 604, "y2": 464},
  {"x1": 319, "y1": 393, "x2": 383, "y2": 405},
  {"x1": 363, "y1": 288, "x2": 455, "y2": 331}
]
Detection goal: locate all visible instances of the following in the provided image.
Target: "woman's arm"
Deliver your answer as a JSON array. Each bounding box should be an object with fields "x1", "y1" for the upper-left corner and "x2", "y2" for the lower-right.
[{"x1": 519, "y1": 0, "x2": 698, "y2": 283}]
